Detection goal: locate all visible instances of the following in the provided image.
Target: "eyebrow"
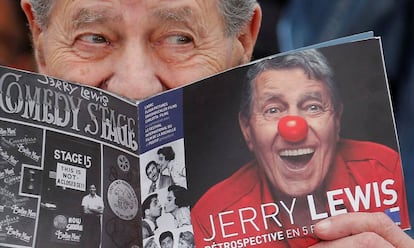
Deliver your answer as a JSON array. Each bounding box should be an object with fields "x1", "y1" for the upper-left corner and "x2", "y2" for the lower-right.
[
  {"x1": 255, "y1": 92, "x2": 285, "y2": 109},
  {"x1": 152, "y1": 6, "x2": 194, "y2": 23},
  {"x1": 257, "y1": 91, "x2": 325, "y2": 107},
  {"x1": 297, "y1": 91, "x2": 324, "y2": 105},
  {"x1": 72, "y1": 8, "x2": 121, "y2": 29},
  {"x1": 261, "y1": 93, "x2": 283, "y2": 103}
]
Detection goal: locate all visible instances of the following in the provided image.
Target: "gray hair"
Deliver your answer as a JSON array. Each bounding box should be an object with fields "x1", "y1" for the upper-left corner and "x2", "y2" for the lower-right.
[
  {"x1": 217, "y1": 0, "x2": 258, "y2": 36},
  {"x1": 28, "y1": 0, "x2": 258, "y2": 36},
  {"x1": 239, "y1": 49, "x2": 342, "y2": 118},
  {"x1": 27, "y1": 0, "x2": 54, "y2": 28}
]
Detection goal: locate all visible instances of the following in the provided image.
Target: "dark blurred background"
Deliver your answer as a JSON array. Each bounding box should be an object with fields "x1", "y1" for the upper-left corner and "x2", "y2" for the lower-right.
[{"x1": 0, "y1": 0, "x2": 36, "y2": 72}]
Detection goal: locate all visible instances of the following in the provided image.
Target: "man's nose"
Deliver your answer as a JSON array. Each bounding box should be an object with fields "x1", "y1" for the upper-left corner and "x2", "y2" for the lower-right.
[
  {"x1": 104, "y1": 41, "x2": 165, "y2": 100},
  {"x1": 277, "y1": 115, "x2": 308, "y2": 142}
]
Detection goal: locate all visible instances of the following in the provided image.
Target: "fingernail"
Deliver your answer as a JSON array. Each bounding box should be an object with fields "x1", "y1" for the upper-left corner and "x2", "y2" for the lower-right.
[{"x1": 316, "y1": 219, "x2": 331, "y2": 231}]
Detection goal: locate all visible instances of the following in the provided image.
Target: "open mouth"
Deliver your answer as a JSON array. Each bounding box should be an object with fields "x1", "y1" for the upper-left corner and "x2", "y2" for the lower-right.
[{"x1": 279, "y1": 148, "x2": 314, "y2": 170}]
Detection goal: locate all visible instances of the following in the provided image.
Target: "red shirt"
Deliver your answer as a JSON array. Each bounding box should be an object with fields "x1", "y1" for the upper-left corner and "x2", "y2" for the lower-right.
[{"x1": 191, "y1": 139, "x2": 410, "y2": 248}]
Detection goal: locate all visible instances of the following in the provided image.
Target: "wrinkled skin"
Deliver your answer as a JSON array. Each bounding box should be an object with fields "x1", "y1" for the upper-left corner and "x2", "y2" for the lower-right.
[{"x1": 21, "y1": 0, "x2": 414, "y2": 247}]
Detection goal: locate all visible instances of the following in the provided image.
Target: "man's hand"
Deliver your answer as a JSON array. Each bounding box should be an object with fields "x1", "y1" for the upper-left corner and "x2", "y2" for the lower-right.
[{"x1": 310, "y1": 212, "x2": 413, "y2": 248}]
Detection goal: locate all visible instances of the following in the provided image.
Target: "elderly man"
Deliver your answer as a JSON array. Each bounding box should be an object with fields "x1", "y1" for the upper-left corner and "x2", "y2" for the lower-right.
[
  {"x1": 21, "y1": 0, "x2": 413, "y2": 247},
  {"x1": 191, "y1": 49, "x2": 410, "y2": 247}
]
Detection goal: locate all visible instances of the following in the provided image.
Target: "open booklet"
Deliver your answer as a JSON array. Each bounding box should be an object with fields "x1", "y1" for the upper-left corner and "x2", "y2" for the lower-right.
[{"x1": 0, "y1": 35, "x2": 410, "y2": 248}]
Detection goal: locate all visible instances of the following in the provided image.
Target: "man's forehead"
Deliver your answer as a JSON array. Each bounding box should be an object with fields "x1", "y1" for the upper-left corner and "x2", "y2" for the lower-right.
[
  {"x1": 71, "y1": 8, "x2": 118, "y2": 29},
  {"x1": 254, "y1": 69, "x2": 328, "y2": 89},
  {"x1": 53, "y1": 0, "x2": 218, "y2": 22}
]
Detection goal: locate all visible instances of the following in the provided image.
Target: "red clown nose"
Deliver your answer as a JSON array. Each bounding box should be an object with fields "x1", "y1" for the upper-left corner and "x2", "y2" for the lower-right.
[{"x1": 278, "y1": 115, "x2": 308, "y2": 142}]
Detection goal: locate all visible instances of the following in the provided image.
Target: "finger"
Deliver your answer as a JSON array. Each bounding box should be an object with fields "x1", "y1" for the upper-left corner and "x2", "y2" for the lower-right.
[
  {"x1": 309, "y1": 232, "x2": 394, "y2": 248},
  {"x1": 313, "y1": 212, "x2": 413, "y2": 248}
]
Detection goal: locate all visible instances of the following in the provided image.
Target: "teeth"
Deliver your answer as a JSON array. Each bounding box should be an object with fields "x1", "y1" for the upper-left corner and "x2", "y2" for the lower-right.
[{"x1": 280, "y1": 148, "x2": 314, "y2": 157}]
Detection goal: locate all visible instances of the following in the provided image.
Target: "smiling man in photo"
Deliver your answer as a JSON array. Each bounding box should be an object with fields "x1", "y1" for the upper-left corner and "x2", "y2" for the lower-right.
[{"x1": 191, "y1": 49, "x2": 409, "y2": 247}]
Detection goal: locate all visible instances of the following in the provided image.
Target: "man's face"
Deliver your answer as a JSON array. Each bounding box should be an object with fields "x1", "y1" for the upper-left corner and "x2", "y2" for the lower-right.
[
  {"x1": 240, "y1": 68, "x2": 341, "y2": 196},
  {"x1": 89, "y1": 185, "x2": 96, "y2": 195},
  {"x1": 148, "y1": 197, "x2": 162, "y2": 218},
  {"x1": 27, "y1": 0, "x2": 259, "y2": 100},
  {"x1": 164, "y1": 190, "x2": 178, "y2": 213},
  {"x1": 146, "y1": 163, "x2": 159, "y2": 182},
  {"x1": 160, "y1": 236, "x2": 174, "y2": 248}
]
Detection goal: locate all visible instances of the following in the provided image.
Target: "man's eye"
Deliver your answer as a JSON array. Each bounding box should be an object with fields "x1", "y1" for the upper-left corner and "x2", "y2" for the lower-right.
[
  {"x1": 152, "y1": 33, "x2": 195, "y2": 63},
  {"x1": 164, "y1": 35, "x2": 193, "y2": 45},
  {"x1": 307, "y1": 104, "x2": 322, "y2": 112},
  {"x1": 263, "y1": 107, "x2": 282, "y2": 120},
  {"x1": 265, "y1": 107, "x2": 280, "y2": 114},
  {"x1": 79, "y1": 34, "x2": 109, "y2": 44}
]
